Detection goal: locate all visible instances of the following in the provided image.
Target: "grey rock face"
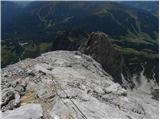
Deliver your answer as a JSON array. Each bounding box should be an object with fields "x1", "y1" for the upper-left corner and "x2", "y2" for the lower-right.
[
  {"x1": 2, "y1": 104, "x2": 43, "y2": 119},
  {"x1": 1, "y1": 51, "x2": 158, "y2": 119},
  {"x1": 1, "y1": 79, "x2": 27, "y2": 111}
]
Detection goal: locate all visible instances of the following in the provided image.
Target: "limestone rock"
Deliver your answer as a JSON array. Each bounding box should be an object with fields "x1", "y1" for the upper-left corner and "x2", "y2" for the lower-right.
[
  {"x1": 2, "y1": 104, "x2": 43, "y2": 119},
  {"x1": 1, "y1": 51, "x2": 158, "y2": 118}
]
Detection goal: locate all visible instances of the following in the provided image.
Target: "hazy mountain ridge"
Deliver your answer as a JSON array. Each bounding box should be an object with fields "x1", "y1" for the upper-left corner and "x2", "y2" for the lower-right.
[
  {"x1": 119, "y1": 1, "x2": 159, "y2": 16},
  {"x1": 2, "y1": 1, "x2": 158, "y2": 41},
  {"x1": 1, "y1": 1, "x2": 22, "y2": 30}
]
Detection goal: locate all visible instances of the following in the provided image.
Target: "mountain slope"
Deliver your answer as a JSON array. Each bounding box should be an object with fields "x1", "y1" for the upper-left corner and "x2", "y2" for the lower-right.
[
  {"x1": 1, "y1": 1, "x2": 23, "y2": 34},
  {"x1": 1, "y1": 51, "x2": 158, "y2": 118},
  {"x1": 1, "y1": 1, "x2": 158, "y2": 41},
  {"x1": 119, "y1": 1, "x2": 159, "y2": 16}
]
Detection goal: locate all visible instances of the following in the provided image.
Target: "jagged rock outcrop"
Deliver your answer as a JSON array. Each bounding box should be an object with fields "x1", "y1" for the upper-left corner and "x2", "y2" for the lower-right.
[
  {"x1": 1, "y1": 51, "x2": 158, "y2": 118},
  {"x1": 80, "y1": 32, "x2": 132, "y2": 87}
]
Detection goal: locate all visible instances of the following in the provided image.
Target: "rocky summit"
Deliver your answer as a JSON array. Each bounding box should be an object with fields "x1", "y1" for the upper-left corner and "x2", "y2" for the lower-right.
[{"x1": 1, "y1": 51, "x2": 158, "y2": 119}]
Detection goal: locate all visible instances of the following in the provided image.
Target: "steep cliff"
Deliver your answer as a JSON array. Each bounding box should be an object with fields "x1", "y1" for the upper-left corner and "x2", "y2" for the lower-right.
[{"x1": 80, "y1": 32, "x2": 132, "y2": 87}]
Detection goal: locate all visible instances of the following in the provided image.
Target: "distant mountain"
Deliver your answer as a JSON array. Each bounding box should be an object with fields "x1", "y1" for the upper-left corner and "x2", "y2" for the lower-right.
[
  {"x1": 1, "y1": 1, "x2": 22, "y2": 30},
  {"x1": 119, "y1": 1, "x2": 159, "y2": 16},
  {"x1": 2, "y1": 1, "x2": 158, "y2": 41},
  {"x1": 13, "y1": 1, "x2": 31, "y2": 8}
]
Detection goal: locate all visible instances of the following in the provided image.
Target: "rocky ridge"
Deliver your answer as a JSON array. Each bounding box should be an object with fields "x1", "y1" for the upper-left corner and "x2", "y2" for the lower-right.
[
  {"x1": 80, "y1": 32, "x2": 128, "y2": 85},
  {"x1": 1, "y1": 51, "x2": 158, "y2": 118}
]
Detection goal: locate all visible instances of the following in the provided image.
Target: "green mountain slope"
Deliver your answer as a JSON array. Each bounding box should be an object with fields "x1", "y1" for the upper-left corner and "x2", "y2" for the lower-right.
[{"x1": 2, "y1": 1, "x2": 158, "y2": 41}]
